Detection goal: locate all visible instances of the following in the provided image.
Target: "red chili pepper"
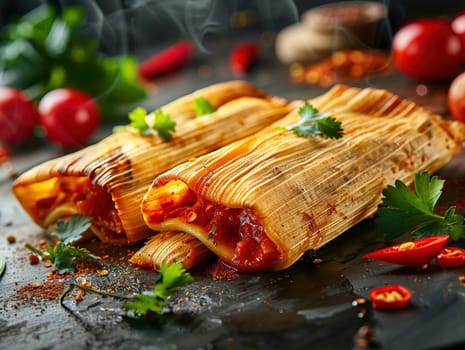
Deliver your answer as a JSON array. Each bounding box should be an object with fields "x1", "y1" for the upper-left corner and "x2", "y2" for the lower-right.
[
  {"x1": 363, "y1": 235, "x2": 449, "y2": 267},
  {"x1": 138, "y1": 40, "x2": 194, "y2": 80},
  {"x1": 369, "y1": 285, "x2": 412, "y2": 310},
  {"x1": 230, "y1": 42, "x2": 259, "y2": 76},
  {"x1": 435, "y1": 246, "x2": 465, "y2": 268}
]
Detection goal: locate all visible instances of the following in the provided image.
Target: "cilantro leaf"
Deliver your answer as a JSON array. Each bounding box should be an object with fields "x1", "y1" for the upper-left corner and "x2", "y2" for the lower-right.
[
  {"x1": 194, "y1": 96, "x2": 215, "y2": 117},
  {"x1": 280, "y1": 103, "x2": 343, "y2": 139},
  {"x1": 375, "y1": 172, "x2": 465, "y2": 240},
  {"x1": 128, "y1": 107, "x2": 150, "y2": 135},
  {"x1": 50, "y1": 215, "x2": 92, "y2": 245},
  {"x1": 0, "y1": 255, "x2": 5, "y2": 278},
  {"x1": 46, "y1": 241, "x2": 95, "y2": 274},
  {"x1": 122, "y1": 262, "x2": 193, "y2": 317},
  {"x1": 25, "y1": 214, "x2": 96, "y2": 274},
  {"x1": 152, "y1": 109, "x2": 176, "y2": 141}
]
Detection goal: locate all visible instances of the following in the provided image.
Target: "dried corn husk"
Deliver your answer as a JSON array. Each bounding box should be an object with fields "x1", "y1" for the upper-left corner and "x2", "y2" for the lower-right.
[
  {"x1": 141, "y1": 84, "x2": 465, "y2": 271},
  {"x1": 130, "y1": 231, "x2": 213, "y2": 270},
  {"x1": 12, "y1": 81, "x2": 291, "y2": 244}
]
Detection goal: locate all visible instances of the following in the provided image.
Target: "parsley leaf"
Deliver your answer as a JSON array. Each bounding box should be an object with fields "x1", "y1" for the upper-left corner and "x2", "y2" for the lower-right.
[
  {"x1": 152, "y1": 109, "x2": 176, "y2": 141},
  {"x1": 375, "y1": 172, "x2": 465, "y2": 240},
  {"x1": 280, "y1": 103, "x2": 343, "y2": 139},
  {"x1": 194, "y1": 96, "x2": 215, "y2": 117},
  {"x1": 123, "y1": 262, "x2": 193, "y2": 317},
  {"x1": 50, "y1": 215, "x2": 92, "y2": 245},
  {"x1": 25, "y1": 214, "x2": 96, "y2": 274},
  {"x1": 127, "y1": 107, "x2": 150, "y2": 135}
]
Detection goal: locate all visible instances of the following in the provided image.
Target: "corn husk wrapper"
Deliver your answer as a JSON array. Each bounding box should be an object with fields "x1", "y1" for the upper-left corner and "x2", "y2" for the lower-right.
[
  {"x1": 140, "y1": 85, "x2": 465, "y2": 271},
  {"x1": 12, "y1": 81, "x2": 291, "y2": 244}
]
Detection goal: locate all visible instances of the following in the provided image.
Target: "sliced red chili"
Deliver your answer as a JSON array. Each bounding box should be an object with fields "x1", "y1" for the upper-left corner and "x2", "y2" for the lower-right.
[
  {"x1": 230, "y1": 42, "x2": 259, "y2": 76},
  {"x1": 0, "y1": 147, "x2": 10, "y2": 165},
  {"x1": 369, "y1": 285, "x2": 412, "y2": 310},
  {"x1": 435, "y1": 246, "x2": 465, "y2": 268},
  {"x1": 138, "y1": 40, "x2": 194, "y2": 79},
  {"x1": 363, "y1": 235, "x2": 449, "y2": 267}
]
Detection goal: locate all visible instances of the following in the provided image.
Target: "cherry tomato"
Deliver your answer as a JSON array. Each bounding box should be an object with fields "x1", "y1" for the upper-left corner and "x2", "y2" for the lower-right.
[
  {"x1": 369, "y1": 285, "x2": 412, "y2": 310},
  {"x1": 0, "y1": 86, "x2": 37, "y2": 146},
  {"x1": 435, "y1": 246, "x2": 465, "y2": 268},
  {"x1": 363, "y1": 236, "x2": 449, "y2": 267},
  {"x1": 451, "y1": 10, "x2": 465, "y2": 61},
  {"x1": 392, "y1": 18, "x2": 463, "y2": 81},
  {"x1": 38, "y1": 88, "x2": 100, "y2": 148},
  {"x1": 448, "y1": 70, "x2": 465, "y2": 123}
]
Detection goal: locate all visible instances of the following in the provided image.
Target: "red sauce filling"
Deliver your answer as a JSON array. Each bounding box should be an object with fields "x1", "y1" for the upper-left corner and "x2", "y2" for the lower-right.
[
  {"x1": 36, "y1": 179, "x2": 124, "y2": 240},
  {"x1": 156, "y1": 189, "x2": 280, "y2": 271}
]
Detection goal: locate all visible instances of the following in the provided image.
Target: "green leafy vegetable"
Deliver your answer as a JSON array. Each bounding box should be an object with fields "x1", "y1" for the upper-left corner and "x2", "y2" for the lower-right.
[
  {"x1": 375, "y1": 172, "x2": 465, "y2": 240},
  {"x1": 50, "y1": 215, "x2": 92, "y2": 244},
  {"x1": 0, "y1": 4, "x2": 146, "y2": 119},
  {"x1": 60, "y1": 262, "x2": 194, "y2": 322},
  {"x1": 127, "y1": 107, "x2": 150, "y2": 135},
  {"x1": 194, "y1": 96, "x2": 215, "y2": 117},
  {"x1": 279, "y1": 103, "x2": 343, "y2": 139},
  {"x1": 123, "y1": 262, "x2": 193, "y2": 317},
  {"x1": 152, "y1": 109, "x2": 176, "y2": 141},
  {"x1": 25, "y1": 214, "x2": 96, "y2": 274}
]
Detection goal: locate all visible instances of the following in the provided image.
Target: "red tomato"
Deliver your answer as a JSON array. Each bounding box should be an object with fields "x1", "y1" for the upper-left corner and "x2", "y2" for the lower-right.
[
  {"x1": 435, "y1": 246, "x2": 465, "y2": 268},
  {"x1": 0, "y1": 87, "x2": 37, "y2": 146},
  {"x1": 451, "y1": 10, "x2": 465, "y2": 61},
  {"x1": 38, "y1": 88, "x2": 100, "y2": 147},
  {"x1": 448, "y1": 70, "x2": 465, "y2": 122},
  {"x1": 369, "y1": 285, "x2": 412, "y2": 310},
  {"x1": 392, "y1": 18, "x2": 463, "y2": 81}
]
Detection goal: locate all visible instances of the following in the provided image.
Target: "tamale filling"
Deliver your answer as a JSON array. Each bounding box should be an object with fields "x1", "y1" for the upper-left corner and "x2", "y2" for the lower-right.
[
  {"x1": 143, "y1": 179, "x2": 281, "y2": 271},
  {"x1": 26, "y1": 177, "x2": 124, "y2": 242}
]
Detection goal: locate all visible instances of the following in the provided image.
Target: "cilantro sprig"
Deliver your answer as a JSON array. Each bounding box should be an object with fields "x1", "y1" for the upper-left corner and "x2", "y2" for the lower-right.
[
  {"x1": 116, "y1": 107, "x2": 176, "y2": 141},
  {"x1": 25, "y1": 215, "x2": 96, "y2": 274},
  {"x1": 375, "y1": 172, "x2": 465, "y2": 240},
  {"x1": 194, "y1": 96, "x2": 215, "y2": 117},
  {"x1": 60, "y1": 262, "x2": 194, "y2": 322},
  {"x1": 279, "y1": 103, "x2": 343, "y2": 139}
]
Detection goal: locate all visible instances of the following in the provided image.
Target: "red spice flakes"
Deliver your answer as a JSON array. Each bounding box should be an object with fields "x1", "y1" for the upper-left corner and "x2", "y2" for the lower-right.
[
  {"x1": 16, "y1": 280, "x2": 66, "y2": 301},
  {"x1": 28, "y1": 253, "x2": 40, "y2": 265},
  {"x1": 290, "y1": 50, "x2": 391, "y2": 87},
  {"x1": 207, "y1": 261, "x2": 239, "y2": 281},
  {"x1": 6, "y1": 234, "x2": 16, "y2": 244}
]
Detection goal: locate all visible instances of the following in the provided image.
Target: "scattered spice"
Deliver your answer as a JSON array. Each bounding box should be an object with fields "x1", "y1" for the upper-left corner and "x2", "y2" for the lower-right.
[
  {"x1": 6, "y1": 234, "x2": 16, "y2": 244},
  {"x1": 16, "y1": 280, "x2": 66, "y2": 301},
  {"x1": 207, "y1": 261, "x2": 239, "y2": 281},
  {"x1": 290, "y1": 50, "x2": 391, "y2": 87},
  {"x1": 28, "y1": 253, "x2": 40, "y2": 265}
]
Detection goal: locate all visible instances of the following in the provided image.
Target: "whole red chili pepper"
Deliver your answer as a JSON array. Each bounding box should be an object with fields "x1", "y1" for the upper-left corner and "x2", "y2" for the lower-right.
[
  {"x1": 435, "y1": 246, "x2": 465, "y2": 268},
  {"x1": 138, "y1": 40, "x2": 194, "y2": 80},
  {"x1": 230, "y1": 42, "x2": 259, "y2": 76},
  {"x1": 369, "y1": 285, "x2": 412, "y2": 310},
  {"x1": 363, "y1": 235, "x2": 449, "y2": 267}
]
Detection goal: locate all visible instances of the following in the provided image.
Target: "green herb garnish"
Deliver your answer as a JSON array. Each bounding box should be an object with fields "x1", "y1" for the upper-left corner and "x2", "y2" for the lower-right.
[
  {"x1": 279, "y1": 103, "x2": 343, "y2": 139},
  {"x1": 123, "y1": 262, "x2": 194, "y2": 316},
  {"x1": 375, "y1": 172, "x2": 465, "y2": 240},
  {"x1": 25, "y1": 215, "x2": 96, "y2": 274},
  {"x1": 194, "y1": 96, "x2": 215, "y2": 117},
  {"x1": 152, "y1": 109, "x2": 176, "y2": 141},
  {"x1": 128, "y1": 107, "x2": 150, "y2": 135},
  {"x1": 60, "y1": 262, "x2": 193, "y2": 321},
  {"x1": 0, "y1": 5, "x2": 146, "y2": 119}
]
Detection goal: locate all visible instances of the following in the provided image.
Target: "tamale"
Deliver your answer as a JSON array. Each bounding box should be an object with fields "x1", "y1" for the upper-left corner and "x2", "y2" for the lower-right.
[
  {"x1": 140, "y1": 85, "x2": 465, "y2": 271},
  {"x1": 12, "y1": 81, "x2": 291, "y2": 244}
]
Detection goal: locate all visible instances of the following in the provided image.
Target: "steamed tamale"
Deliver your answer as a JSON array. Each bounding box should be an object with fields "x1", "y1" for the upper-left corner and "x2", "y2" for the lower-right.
[
  {"x1": 140, "y1": 85, "x2": 465, "y2": 271},
  {"x1": 12, "y1": 81, "x2": 291, "y2": 244}
]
